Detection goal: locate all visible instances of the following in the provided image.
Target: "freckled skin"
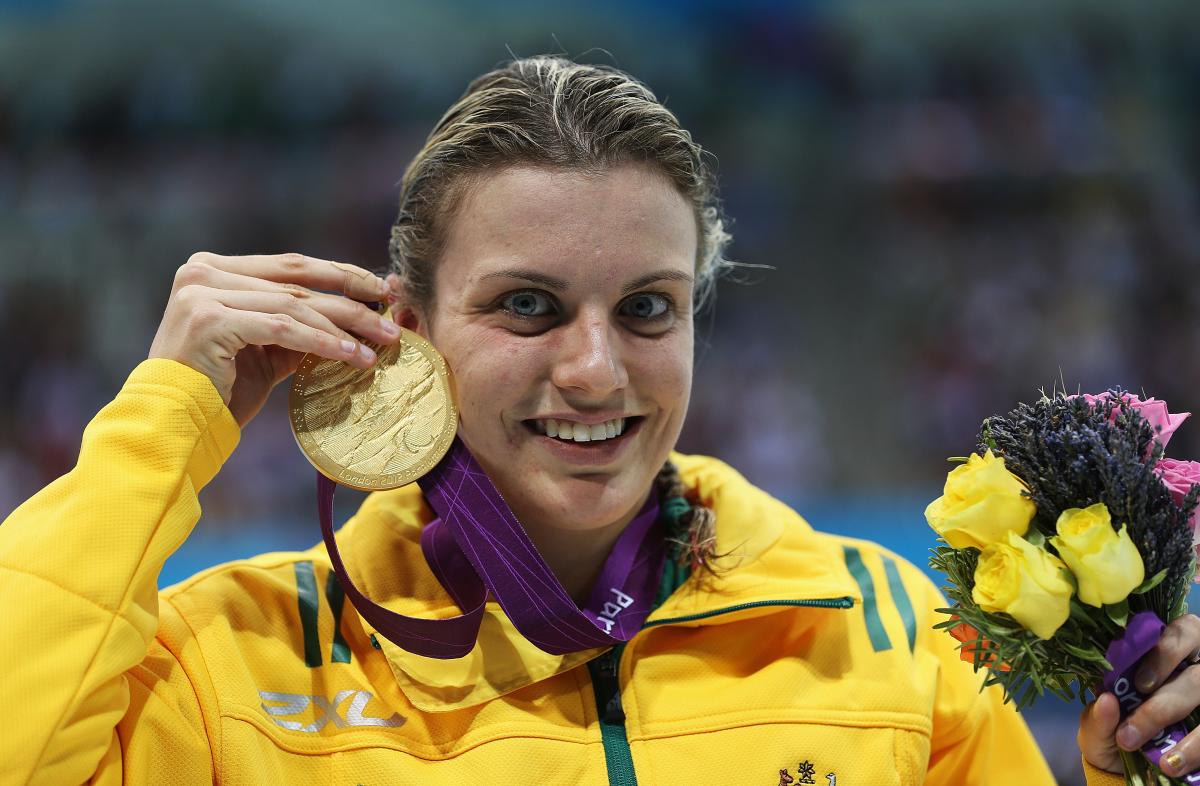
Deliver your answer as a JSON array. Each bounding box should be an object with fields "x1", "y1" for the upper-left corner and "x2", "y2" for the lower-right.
[{"x1": 392, "y1": 163, "x2": 697, "y2": 597}]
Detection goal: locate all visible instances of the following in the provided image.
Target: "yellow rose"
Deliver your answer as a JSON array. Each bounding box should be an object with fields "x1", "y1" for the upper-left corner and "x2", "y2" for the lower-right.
[
  {"x1": 1049, "y1": 503, "x2": 1145, "y2": 607},
  {"x1": 925, "y1": 450, "x2": 1036, "y2": 550},
  {"x1": 972, "y1": 530, "x2": 1073, "y2": 640}
]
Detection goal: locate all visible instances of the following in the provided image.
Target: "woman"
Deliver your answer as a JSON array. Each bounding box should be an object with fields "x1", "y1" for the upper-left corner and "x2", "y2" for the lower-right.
[{"x1": 0, "y1": 55, "x2": 1191, "y2": 785}]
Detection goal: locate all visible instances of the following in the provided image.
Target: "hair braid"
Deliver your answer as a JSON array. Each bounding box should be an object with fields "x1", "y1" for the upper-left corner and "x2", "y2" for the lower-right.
[{"x1": 654, "y1": 460, "x2": 724, "y2": 576}]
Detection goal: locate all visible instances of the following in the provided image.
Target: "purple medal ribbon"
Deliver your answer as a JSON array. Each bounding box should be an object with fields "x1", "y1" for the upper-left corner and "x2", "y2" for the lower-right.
[
  {"x1": 318, "y1": 438, "x2": 666, "y2": 659},
  {"x1": 1104, "y1": 611, "x2": 1200, "y2": 780}
]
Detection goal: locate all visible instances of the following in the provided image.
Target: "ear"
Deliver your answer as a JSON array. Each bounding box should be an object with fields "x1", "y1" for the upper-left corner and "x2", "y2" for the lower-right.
[
  {"x1": 392, "y1": 304, "x2": 424, "y2": 334},
  {"x1": 384, "y1": 273, "x2": 429, "y2": 338}
]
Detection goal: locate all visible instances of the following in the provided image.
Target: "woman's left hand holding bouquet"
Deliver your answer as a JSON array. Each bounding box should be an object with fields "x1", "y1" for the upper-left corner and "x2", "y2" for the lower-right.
[{"x1": 1080, "y1": 614, "x2": 1200, "y2": 779}]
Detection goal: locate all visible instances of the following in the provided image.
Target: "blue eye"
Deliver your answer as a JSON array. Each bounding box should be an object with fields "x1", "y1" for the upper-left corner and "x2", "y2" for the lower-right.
[
  {"x1": 500, "y1": 290, "x2": 555, "y2": 317},
  {"x1": 619, "y1": 293, "x2": 670, "y2": 320}
]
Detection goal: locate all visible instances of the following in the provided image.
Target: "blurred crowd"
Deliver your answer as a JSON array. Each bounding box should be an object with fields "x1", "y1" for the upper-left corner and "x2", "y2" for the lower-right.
[{"x1": 2, "y1": 0, "x2": 1199, "y2": 524}]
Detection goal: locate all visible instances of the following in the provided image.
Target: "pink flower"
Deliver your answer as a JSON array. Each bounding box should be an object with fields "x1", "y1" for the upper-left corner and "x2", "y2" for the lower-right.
[
  {"x1": 1076, "y1": 392, "x2": 1190, "y2": 450},
  {"x1": 1154, "y1": 458, "x2": 1200, "y2": 583},
  {"x1": 1157, "y1": 458, "x2": 1200, "y2": 527}
]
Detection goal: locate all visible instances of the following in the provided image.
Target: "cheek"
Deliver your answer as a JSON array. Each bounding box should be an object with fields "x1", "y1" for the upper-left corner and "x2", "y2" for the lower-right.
[
  {"x1": 650, "y1": 333, "x2": 693, "y2": 388},
  {"x1": 631, "y1": 340, "x2": 693, "y2": 410},
  {"x1": 444, "y1": 331, "x2": 540, "y2": 422}
]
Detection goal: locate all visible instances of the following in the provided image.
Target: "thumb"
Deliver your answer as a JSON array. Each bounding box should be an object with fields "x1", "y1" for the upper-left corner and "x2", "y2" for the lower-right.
[
  {"x1": 1079, "y1": 692, "x2": 1124, "y2": 774},
  {"x1": 266, "y1": 344, "x2": 306, "y2": 385}
]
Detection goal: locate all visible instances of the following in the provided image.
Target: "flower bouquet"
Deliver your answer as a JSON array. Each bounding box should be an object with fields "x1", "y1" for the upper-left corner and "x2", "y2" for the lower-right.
[{"x1": 926, "y1": 390, "x2": 1200, "y2": 784}]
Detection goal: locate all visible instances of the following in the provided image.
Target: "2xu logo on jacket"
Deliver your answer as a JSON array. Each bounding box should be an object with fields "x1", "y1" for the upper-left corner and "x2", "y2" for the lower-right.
[{"x1": 260, "y1": 690, "x2": 405, "y2": 733}]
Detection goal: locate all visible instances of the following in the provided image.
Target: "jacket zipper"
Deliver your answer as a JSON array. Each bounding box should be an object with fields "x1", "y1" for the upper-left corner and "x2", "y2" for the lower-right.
[
  {"x1": 588, "y1": 642, "x2": 635, "y2": 785},
  {"x1": 587, "y1": 597, "x2": 854, "y2": 786}
]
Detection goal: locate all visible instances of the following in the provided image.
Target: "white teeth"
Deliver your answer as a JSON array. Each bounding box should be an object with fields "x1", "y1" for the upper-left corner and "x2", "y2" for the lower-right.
[{"x1": 535, "y1": 417, "x2": 631, "y2": 443}]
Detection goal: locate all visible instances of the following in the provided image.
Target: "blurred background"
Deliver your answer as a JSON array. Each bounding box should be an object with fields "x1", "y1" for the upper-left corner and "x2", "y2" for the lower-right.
[{"x1": 2, "y1": 0, "x2": 1199, "y2": 781}]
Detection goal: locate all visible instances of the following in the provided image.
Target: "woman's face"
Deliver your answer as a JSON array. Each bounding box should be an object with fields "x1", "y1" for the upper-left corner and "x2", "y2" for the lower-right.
[{"x1": 398, "y1": 163, "x2": 697, "y2": 537}]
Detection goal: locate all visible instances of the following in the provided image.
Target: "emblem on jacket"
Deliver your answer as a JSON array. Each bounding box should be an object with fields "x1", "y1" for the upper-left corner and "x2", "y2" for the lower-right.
[
  {"x1": 778, "y1": 761, "x2": 835, "y2": 786},
  {"x1": 259, "y1": 690, "x2": 405, "y2": 732}
]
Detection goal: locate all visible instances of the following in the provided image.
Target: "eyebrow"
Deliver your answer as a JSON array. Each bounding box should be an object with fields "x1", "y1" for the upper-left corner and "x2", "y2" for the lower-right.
[{"x1": 479, "y1": 268, "x2": 694, "y2": 295}]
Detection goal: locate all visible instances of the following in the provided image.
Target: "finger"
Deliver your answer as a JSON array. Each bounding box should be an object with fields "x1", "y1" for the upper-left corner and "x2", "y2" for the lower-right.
[
  {"x1": 187, "y1": 251, "x2": 388, "y2": 302},
  {"x1": 204, "y1": 288, "x2": 364, "y2": 348},
  {"x1": 1159, "y1": 725, "x2": 1200, "y2": 778},
  {"x1": 175, "y1": 268, "x2": 400, "y2": 345},
  {"x1": 1079, "y1": 692, "x2": 1123, "y2": 774},
  {"x1": 1135, "y1": 615, "x2": 1200, "y2": 693},
  {"x1": 1118, "y1": 665, "x2": 1200, "y2": 751},
  {"x1": 285, "y1": 287, "x2": 401, "y2": 345},
  {"x1": 385, "y1": 272, "x2": 403, "y2": 299},
  {"x1": 218, "y1": 306, "x2": 377, "y2": 368}
]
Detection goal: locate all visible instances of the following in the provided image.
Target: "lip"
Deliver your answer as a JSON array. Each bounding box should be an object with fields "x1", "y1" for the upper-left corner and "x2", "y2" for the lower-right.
[
  {"x1": 529, "y1": 412, "x2": 636, "y2": 426},
  {"x1": 524, "y1": 416, "x2": 644, "y2": 467}
]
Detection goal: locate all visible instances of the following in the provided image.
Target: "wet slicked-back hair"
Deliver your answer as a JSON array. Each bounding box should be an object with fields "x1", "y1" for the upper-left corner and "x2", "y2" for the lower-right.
[{"x1": 387, "y1": 55, "x2": 732, "y2": 311}]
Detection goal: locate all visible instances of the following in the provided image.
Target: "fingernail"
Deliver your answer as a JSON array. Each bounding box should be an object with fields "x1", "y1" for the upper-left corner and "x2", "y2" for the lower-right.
[
  {"x1": 380, "y1": 318, "x2": 399, "y2": 336},
  {"x1": 1117, "y1": 722, "x2": 1140, "y2": 750},
  {"x1": 359, "y1": 344, "x2": 376, "y2": 362},
  {"x1": 1164, "y1": 751, "x2": 1183, "y2": 773},
  {"x1": 341, "y1": 339, "x2": 356, "y2": 354}
]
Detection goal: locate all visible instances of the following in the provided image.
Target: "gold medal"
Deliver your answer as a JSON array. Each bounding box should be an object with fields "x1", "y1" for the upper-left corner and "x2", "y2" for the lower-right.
[{"x1": 289, "y1": 318, "x2": 458, "y2": 491}]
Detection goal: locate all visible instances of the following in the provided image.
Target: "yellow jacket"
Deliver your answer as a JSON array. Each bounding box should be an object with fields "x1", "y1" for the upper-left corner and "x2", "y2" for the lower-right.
[{"x1": 0, "y1": 359, "x2": 1121, "y2": 785}]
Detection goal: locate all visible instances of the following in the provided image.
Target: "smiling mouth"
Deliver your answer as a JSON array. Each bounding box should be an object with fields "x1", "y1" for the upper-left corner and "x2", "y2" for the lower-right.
[{"x1": 523, "y1": 416, "x2": 644, "y2": 444}]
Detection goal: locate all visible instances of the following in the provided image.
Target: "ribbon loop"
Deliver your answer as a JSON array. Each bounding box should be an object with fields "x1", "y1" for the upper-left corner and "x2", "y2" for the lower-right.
[{"x1": 320, "y1": 438, "x2": 667, "y2": 659}]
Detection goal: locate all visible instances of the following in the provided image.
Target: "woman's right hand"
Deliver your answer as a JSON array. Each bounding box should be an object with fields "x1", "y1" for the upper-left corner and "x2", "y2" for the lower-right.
[{"x1": 148, "y1": 252, "x2": 402, "y2": 427}]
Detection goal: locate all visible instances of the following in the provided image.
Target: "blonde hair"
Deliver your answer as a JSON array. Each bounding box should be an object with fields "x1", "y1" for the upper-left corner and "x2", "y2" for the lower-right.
[{"x1": 387, "y1": 55, "x2": 733, "y2": 311}]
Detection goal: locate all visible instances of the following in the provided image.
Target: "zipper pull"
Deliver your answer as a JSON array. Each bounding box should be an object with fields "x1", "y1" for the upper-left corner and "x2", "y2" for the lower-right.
[{"x1": 592, "y1": 648, "x2": 625, "y2": 724}]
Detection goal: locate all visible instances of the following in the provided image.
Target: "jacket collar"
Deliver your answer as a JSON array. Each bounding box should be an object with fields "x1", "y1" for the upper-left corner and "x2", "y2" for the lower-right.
[{"x1": 323, "y1": 453, "x2": 860, "y2": 712}]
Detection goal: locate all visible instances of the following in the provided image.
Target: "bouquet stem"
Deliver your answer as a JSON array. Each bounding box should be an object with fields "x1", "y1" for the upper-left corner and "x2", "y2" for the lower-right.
[{"x1": 1119, "y1": 748, "x2": 1194, "y2": 786}]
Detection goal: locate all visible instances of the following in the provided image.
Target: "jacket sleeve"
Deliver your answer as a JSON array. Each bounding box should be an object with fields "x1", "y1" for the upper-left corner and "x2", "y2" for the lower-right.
[
  {"x1": 913, "y1": 569, "x2": 1131, "y2": 786},
  {"x1": 912, "y1": 572, "x2": 1058, "y2": 785},
  {"x1": 1082, "y1": 758, "x2": 1127, "y2": 785},
  {"x1": 0, "y1": 359, "x2": 240, "y2": 785}
]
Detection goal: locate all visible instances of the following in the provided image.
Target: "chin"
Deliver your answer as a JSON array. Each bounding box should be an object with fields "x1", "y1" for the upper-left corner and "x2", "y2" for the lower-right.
[
  {"x1": 470, "y1": 430, "x2": 656, "y2": 532},
  {"x1": 535, "y1": 467, "x2": 649, "y2": 529}
]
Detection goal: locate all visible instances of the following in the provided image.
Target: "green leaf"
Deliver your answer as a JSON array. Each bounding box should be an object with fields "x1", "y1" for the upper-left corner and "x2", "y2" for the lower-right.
[
  {"x1": 981, "y1": 420, "x2": 998, "y2": 453},
  {"x1": 932, "y1": 615, "x2": 968, "y2": 633},
  {"x1": 1057, "y1": 639, "x2": 1109, "y2": 664},
  {"x1": 1067, "y1": 598, "x2": 1100, "y2": 628},
  {"x1": 1171, "y1": 593, "x2": 1189, "y2": 622},
  {"x1": 1105, "y1": 598, "x2": 1130, "y2": 627},
  {"x1": 1130, "y1": 568, "x2": 1167, "y2": 596}
]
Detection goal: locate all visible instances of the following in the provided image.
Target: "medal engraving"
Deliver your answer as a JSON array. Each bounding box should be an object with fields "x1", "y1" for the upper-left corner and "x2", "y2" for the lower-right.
[{"x1": 290, "y1": 325, "x2": 457, "y2": 490}]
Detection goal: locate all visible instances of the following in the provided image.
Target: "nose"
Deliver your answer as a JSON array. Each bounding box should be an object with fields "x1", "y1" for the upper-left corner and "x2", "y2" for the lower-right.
[{"x1": 550, "y1": 309, "x2": 628, "y2": 396}]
